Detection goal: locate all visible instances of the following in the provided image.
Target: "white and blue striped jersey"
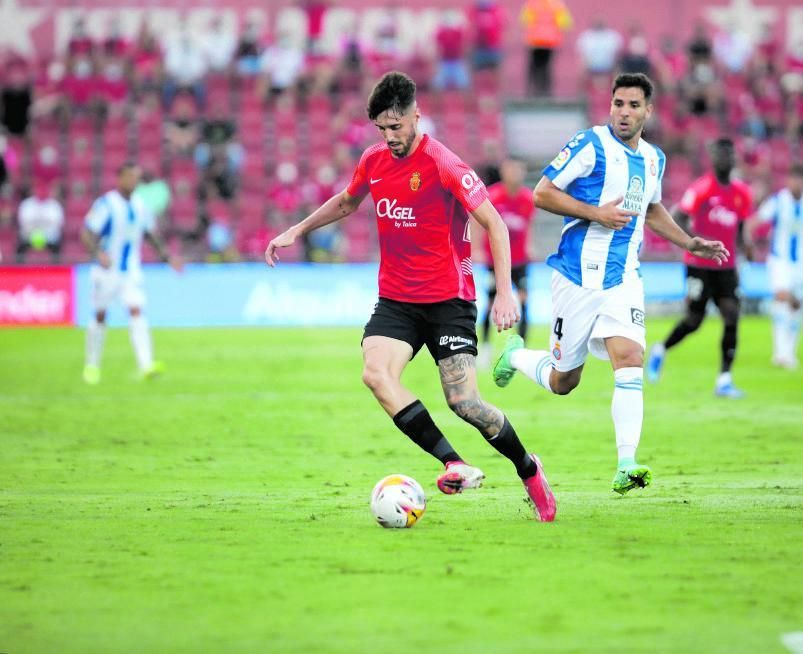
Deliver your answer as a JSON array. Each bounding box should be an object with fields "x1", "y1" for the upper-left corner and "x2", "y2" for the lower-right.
[
  {"x1": 757, "y1": 188, "x2": 803, "y2": 264},
  {"x1": 542, "y1": 125, "x2": 666, "y2": 290},
  {"x1": 84, "y1": 189, "x2": 156, "y2": 275}
]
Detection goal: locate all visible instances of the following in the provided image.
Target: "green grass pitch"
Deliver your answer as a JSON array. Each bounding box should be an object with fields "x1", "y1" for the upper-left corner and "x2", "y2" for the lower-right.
[{"x1": 1, "y1": 317, "x2": 802, "y2": 654}]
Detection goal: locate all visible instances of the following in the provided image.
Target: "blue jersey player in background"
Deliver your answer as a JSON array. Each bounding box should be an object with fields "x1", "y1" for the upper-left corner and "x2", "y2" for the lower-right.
[
  {"x1": 81, "y1": 162, "x2": 182, "y2": 384},
  {"x1": 493, "y1": 73, "x2": 729, "y2": 495}
]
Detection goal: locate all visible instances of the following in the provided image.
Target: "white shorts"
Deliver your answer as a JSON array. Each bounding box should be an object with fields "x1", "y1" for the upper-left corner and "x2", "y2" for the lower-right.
[
  {"x1": 767, "y1": 256, "x2": 803, "y2": 297},
  {"x1": 549, "y1": 270, "x2": 646, "y2": 371},
  {"x1": 91, "y1": 266, "x2": 146, "y2": 311}
]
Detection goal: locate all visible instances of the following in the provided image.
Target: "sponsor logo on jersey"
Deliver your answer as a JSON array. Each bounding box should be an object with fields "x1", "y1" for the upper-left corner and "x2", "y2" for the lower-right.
[
  {"x1": 551, "y1": 148, "x2": 571, "y2": 169},
  {"x1": 409, "y1": 171, "x2": 421, "y2": 191},
  {"x1": 439, "y1": 335, "x2": 474, "y2": 350},
  {"x1": 376, "y1": 198, "x2": 416, "y2": 220},
  {"x1": 567, "y1": 132, "x2": 585, "y2": 148},
  {"x1": 709, "y1": 205, "x2": 738, "y2": 227},
  {"x1": 631, "y1": 307, "x2": 645, "y2": 327},
  {"x1": 622, "y1": 175, "x2": 645, "y2": 213},
  {"x1": 650, "y1": 159, "x2": 657, "y2": 176}
]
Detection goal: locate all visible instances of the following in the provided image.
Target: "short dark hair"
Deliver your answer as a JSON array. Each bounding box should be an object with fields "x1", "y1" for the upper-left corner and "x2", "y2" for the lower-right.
[
  {"x1": 612, "y1": 73, "x2": 654, "y2": 102},
  {"x1": 712, "y1": 137, "x2": 735, "y2": 150},
  {"x1": 117, "y1": 161, "x2": 139, "y2": 175},
  {"x1": 366, "y1": 71, "x2": 416, "y2": 121}
]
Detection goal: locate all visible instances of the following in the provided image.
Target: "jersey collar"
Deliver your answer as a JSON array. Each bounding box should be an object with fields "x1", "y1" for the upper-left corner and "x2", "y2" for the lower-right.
[{"x1": 606, "y1": 124, "x2": 640, "y2": 154}]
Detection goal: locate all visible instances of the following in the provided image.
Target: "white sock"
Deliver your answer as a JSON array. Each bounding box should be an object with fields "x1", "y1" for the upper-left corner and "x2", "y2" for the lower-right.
[
  {"x1": 788, "y1": 308, "x2": 801, "y2": 360},
  {"x1": 129, "y1": 314, "x2": 154, "y2": 371},
  {"x1": 771, "y1": 300, "x2": 790, "y2": 360},
  {"x1": 510, "y1": 348, "x2": 553, "y2": 392},
  {"x1": 612, "y1": 367, "x2": 643, "y2": 464},
  {"x1": 716, "y1": 371, "x2": 732, "y2": 387},
  {"x1": 85, "y1": 319, "x2": 105, "y2": 367}
]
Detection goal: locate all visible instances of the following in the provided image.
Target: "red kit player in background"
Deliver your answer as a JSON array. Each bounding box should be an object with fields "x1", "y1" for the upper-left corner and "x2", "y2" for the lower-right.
[
  {"x1": 265, "y1": 71, "x2": 556, "y2": 521},
  {"x1": 647, "y1": 138, "x2": 753, "y2": 398},
  {"x1": 477, "y1": 157, "x2": 535, "y2": 367}
]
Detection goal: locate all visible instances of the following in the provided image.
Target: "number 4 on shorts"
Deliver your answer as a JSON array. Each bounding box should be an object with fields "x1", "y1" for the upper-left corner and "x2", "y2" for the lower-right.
[{"x1": 553, "y1": 317, "x2": 564, "y2": 340}]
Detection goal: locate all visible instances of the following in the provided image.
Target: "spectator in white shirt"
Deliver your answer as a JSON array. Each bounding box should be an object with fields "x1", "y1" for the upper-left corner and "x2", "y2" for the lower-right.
[
  {"x1": 202, "y1": 16, "x2": 237, "y2": 74},
  {"x1": 576, "y1": 19, "x2": 623, "y2": 76},
  {"x1": 162, "y1": 27, "x2": 208, "y2": 110},
  {"x1": 258, "y1": 31, "x2": 305, "y2": 98},
  {"x1": 16, "y1": 181, "x2": 64, "y2": 263}
]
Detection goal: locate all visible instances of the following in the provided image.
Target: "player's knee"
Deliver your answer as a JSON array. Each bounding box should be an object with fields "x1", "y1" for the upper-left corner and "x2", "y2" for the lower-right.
[
  {"x1": 447, "y1": 396, "x2": 478, "y2": 422},
  {"x1": 361, "y1": 365, "x2": 391, "y2": 394},
  {"x1": 552, "y1": 374, "x2": 580, "y2": 395},
  {"x1": 685, "y1": 310, "x2": 705, "y2": 331}
]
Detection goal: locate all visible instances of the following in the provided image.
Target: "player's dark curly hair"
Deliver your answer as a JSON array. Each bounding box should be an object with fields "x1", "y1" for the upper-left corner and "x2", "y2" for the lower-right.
[
  {"x1": 612, "y1": 73, "x2": 654, "y2": 101},
  {"x1": 366, "y1": 72, "x2": 417, "y2": 121}
]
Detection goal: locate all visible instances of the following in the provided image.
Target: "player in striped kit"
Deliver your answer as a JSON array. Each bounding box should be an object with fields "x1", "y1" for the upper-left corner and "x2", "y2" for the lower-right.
[
  {"x1": 493, "y1": 73, "x2": 729, "y2": 495},
  {"x1": 81, "y1": 162, "x2": 182, "y2": 384},
  {"x1": 753, "y1": 163, "x2": 803, "y2": 369}
]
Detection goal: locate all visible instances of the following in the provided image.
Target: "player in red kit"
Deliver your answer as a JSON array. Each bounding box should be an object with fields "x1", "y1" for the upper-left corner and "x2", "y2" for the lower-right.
[
  {"x1": 477, "y1": 157, "x2": 535, "y2": 366},
  {"x1": 265, "y1": 72, "x2": 556, "y2": 521},
  {"x1": 647, "y1": 138, "x2": 753, "y2": 397}
]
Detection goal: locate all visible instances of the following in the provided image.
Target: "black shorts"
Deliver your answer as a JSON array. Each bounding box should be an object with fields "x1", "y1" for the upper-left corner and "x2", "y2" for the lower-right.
[
  {"x1": 363, "y1": 297, "x2": 478, "y2": 362},
  {"x1": 685, "y1": 266, "x2": 739, "y2": 311},
  {"x1": 488, "y1": 264, "x2": 529, "y2": 294}
]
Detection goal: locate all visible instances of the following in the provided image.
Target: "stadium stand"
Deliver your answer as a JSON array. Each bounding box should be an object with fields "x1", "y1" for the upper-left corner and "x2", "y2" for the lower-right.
[{"x1": 0, "y1": 1, "x2": 800, "y2": 265}]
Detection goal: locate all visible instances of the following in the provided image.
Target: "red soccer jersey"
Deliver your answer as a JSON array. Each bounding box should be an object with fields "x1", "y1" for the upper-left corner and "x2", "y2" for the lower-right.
[
  {"x1": 347, "y1": 134, "x2": 488, "y2": 303},
  {"x1": 483, "y1": 183, "x2": 534, "y2": 267},
  {"x1": 680, "y1": 173, "x2": 753, "y2": 269}
]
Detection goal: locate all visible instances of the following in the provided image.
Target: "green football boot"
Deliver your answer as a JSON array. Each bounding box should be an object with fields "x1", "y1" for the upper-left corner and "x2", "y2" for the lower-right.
[
  {"x1": 612, "y1": 461, "x2": 652, "y2": 495},
  {"x1": 142, "y1": 360, "x2": 166, "y2": 380},
  {"x1": 492, "y1": 334, "x2": 524, "y2": 388},
  {"x1": 82, "y1": 364, "x2": 100, "y2": 385}
]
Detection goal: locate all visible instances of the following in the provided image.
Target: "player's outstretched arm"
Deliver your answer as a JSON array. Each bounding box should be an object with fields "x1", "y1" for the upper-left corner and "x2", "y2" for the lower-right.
[
  {"x1": 471, "y1": 199, "x2": 520, "y2": 332},
  {"x1": 533, "y1": 177, "x2": 632, "y2": 230},
  {"x1": 646, "y1": 202, "x2": 730, "y2": 265},
  {"x1": 265, "y1": 189, "x2": 364, "y2": 267}
]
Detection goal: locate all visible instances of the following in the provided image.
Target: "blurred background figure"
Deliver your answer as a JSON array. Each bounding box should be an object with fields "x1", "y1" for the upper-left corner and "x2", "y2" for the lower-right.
[
  {"x1": 202, "y1": 16, "x2": 237, "y2": 76},
  {"x1": 16, "y1": 180, "x2": 64, "y2": 263},
  {"x1": 431, "y1": 10, "x2": 471, "y2": 91},
  {"x1": 519, "y1": 0, "x2": 572, "y2": 96},
  {"x1": 576, "y1": 19, "x2": 622, "y2": 82},
  {"x1": 469, "y1": 0, "x2": 505, "y2": 79},
  {"x1": 258, "y1": 30, "x2": 305, "y2": 99},
  {"x1": 477, "y1": 157, "x2": 534, "y2": 366},
  {"x1": 234, "y1": 20, "x2": 263, "y2": 77},
  {"x1": 162, "y1": 26, "x2": 208, "y2": 111}
]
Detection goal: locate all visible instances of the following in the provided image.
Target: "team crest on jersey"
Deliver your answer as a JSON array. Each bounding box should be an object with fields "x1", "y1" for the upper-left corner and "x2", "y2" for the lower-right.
[
  {"x1": 409, "y1": 171, "x2": 421, "y2": 191},
  {"x1": 552, "y1": 343, "x2": 562, "y2": 360},
  {"x1": 551, "y1": 148, "x2": 571, "y2": 169}
]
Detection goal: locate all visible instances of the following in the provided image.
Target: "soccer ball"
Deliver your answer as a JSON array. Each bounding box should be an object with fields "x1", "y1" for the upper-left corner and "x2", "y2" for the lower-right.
[{"x1": 370, "y1": 474, "x2": 426, "y2": 528}]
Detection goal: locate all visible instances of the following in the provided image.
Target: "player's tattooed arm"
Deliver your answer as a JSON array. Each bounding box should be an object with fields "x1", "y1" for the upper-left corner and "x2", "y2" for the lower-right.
[{"x1": 439, "y1": 353, "x2": 504, "y2": 436}]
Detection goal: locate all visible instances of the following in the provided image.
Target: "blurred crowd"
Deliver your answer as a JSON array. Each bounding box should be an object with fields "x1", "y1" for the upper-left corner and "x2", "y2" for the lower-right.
[{"x1": 0, "y1": 0, "x2": 800, "y2": 264}]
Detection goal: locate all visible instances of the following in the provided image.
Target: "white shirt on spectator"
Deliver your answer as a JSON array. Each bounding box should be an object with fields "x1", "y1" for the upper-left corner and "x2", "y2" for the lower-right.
[
  {"x1": 203, "y1": 29, "x2": 237, "y2": 72},
  {"x1": 18, "y1": 196, "x2": 64, "y2": 243},
  {"x1": 164, "y1": 36, "x2": 208, "y2": 86},
  {"x1": 259, "y1": 42, "x2": 304, "y2": 91},
  {"x1": 577, "y1": 26, "x2": 623, "y2": 74}
]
